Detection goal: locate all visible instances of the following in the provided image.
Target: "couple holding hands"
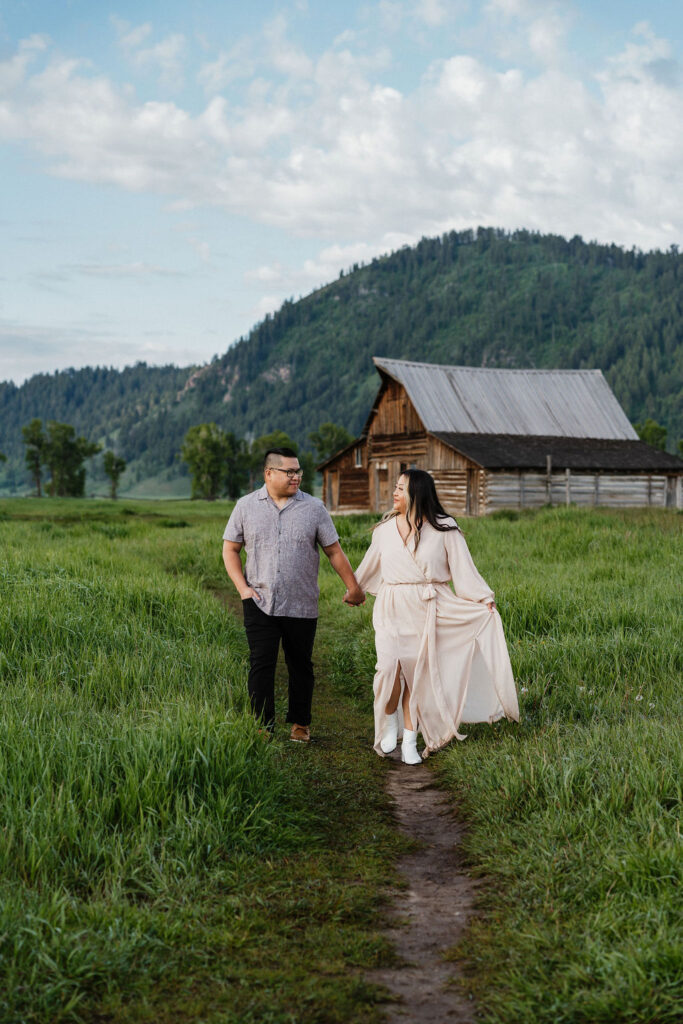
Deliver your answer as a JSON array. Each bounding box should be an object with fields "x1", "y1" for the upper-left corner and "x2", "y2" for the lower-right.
[{"x1": 223, "y1": 447, "x2": 519, "y2": 762}]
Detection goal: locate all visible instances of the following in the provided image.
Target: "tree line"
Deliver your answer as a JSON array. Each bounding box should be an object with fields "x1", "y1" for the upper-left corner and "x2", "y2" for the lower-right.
[
  {"x1": 10, "y1": 412, "x2": 679, "y2": 502},
  {"x1": 13, "y1": 418, "x2": 354, "y2": 500},
  {"x1": 179, "y1": 421, "x2": 353, "y2": 499}
]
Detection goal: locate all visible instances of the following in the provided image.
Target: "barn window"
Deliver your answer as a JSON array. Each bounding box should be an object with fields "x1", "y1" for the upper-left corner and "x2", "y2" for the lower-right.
[{"x1": 355, "y1": 447, "x2": 362, "y2": 468}]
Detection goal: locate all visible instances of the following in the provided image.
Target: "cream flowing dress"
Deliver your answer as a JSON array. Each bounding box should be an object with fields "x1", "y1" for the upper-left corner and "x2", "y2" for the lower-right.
[{"x1": 354, "y1": 517, "x2": 519, "y2": 757}]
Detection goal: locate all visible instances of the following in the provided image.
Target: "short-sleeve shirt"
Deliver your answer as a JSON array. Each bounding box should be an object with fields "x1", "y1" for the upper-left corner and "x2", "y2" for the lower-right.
[{"x1": 223, "y1": 485, "x2": 339, "y2": 618}]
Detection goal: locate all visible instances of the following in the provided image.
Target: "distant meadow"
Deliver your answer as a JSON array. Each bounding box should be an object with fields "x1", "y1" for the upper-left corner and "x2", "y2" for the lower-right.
[{"x1": 0, "y1": 499, "x2": 680, "y2": 1022}]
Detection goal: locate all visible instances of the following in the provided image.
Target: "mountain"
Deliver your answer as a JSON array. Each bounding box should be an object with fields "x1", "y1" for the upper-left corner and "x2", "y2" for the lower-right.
[
  {"x1": 0, "y1": 363, "x2": 192, "y2": 495},
  {"x1": 1, "y1": 227, "x2": 681, "y2": 494}
]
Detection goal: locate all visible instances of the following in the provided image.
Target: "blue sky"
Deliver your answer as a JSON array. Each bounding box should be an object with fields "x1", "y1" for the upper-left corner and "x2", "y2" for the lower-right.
[{"x1": 1, "y1": 0, "x2": 681, "y2": 383}]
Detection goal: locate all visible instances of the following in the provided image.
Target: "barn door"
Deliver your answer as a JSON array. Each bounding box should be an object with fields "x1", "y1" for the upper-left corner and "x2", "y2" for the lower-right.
[
  {"x1": 666, "y1": 476, "x2": 676, "y2": 508},
  {"x1": 377, "y1": 466, "x2": 389, "y2": 510}
]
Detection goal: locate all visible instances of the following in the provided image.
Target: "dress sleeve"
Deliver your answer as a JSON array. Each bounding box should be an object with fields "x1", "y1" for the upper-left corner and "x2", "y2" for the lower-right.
[
  {"x1": 444, "y1": 528, "x2": 495, "y2": 603},
  {"x1": 354, "y1": 529, "x2": 383, "y2": 596}
]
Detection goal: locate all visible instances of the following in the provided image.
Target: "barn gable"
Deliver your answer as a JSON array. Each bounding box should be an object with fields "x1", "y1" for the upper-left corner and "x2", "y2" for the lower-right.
[{"x1": 372, "y1": 358, "x2": 638, "y2": 440}]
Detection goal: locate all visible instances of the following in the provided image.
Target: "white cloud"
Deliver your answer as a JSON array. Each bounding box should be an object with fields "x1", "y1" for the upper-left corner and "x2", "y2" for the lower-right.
[
  {"x1": 68, "y1": 261, "x2": 185, "y2": 278},
  {"x1": 251, "y1": 294, "x2": 283, "y2": 321},
  {"x1": 111, "y1": 16, "x2": 185, "y2": 85},
  {"x1": 484, "y1": 0, "x2": 572, "y2": 65},
  {"x1": 378, "y1": 2, "x2": 405, "y2": 33},
  {"x1": 264, "y1": 14, "x2": 314, "y2": 78},
  {"x1": 245, "y1": 233, "x2": 432, "y2": 312},
  {"x1": 111, "y1": 17, "x2": 153, "y2": 52},
  {"x1": 0, "y1": 34, "x2": 48, "y2": 99},
  {"x1": 134, "y1": 33, "x2": 186, "y2": 85},
  {"x1": 198, "y1": 39, "x2": 255, "y2": 93},
  {"x1": 413, "y1": 0, "x2": 449, "y2": 28},
  {"x1": 245, "y1": 263, "x2": 286, "y2": 284},
  {"x1": 1, "y1": 23, "x2": 681, "y2": 258}
]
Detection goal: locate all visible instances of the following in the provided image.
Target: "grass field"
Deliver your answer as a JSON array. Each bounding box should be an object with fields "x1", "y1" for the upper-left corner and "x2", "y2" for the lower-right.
[
  {"x1": 333, "y1": 506, "x2": 682, "y2": 1024},
  {"x1": 0, "y1": 498, "x2": 680, "y2": 1022}
]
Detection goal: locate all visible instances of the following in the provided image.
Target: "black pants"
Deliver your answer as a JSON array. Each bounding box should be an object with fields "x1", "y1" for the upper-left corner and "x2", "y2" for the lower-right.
[{"x1": 242, "y1": 598, "x2": 317, "y2": 729}]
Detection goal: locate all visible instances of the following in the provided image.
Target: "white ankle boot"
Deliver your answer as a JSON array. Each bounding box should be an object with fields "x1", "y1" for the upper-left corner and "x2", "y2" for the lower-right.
[
  {"x1": 380, "y1": 711, "x2": 399, "y2": 753},
  {"x1": 401, "y1": 729, "x2": 422, "y2": 765}
]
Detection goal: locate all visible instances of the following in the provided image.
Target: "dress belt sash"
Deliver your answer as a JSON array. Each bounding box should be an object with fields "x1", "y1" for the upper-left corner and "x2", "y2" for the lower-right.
[{"x1": 384, "y1": 579, "x2": 448, "y2": 601}]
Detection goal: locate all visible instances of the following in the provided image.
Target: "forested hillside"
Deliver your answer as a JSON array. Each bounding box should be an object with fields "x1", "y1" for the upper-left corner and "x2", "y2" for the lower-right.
[
  {"x1": 1, "y1": 228, "x2": 681, "y2": 494},
  {"x1": 0, "y1": 363, "x2": 192, "y2": 493}
]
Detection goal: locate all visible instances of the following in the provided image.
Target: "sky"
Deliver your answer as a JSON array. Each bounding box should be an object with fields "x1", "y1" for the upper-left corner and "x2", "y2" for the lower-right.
[{"x1": 1, "y1": 0, "x2": 681, "y2": 384}]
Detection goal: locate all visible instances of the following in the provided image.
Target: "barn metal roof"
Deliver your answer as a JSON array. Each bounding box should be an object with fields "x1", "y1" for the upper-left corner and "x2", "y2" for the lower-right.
[{"x1": 373, "y1": 357, "x2": 638, "y2": 440}]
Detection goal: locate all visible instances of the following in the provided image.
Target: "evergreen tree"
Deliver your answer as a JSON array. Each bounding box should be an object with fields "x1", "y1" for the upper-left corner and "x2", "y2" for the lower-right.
[
  {"x1": 299, "y1": 452, "x2": 316, "y2": 495},
  {"x1": 103, "y1": 451, "x2": 127, "y2": 499},
  {"x1": 22, "y1": 418, "x2": 47, "y2": 496},
  {"x1": 309, "y1": 422, "x2": 354, "y2": 462},
  {"x1": 225, "y1": 435, "x2": 249, "y2": 499}
]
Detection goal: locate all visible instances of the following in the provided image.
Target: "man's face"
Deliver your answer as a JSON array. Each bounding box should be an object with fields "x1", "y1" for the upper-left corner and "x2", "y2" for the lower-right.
[{"x1": 264, "y1": 456, "x2": 303, "y2": 499}]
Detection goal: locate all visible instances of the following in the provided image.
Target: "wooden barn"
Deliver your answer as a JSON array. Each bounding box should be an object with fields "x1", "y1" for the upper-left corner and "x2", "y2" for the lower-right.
[{"x1": 319, "y1": 357, "x2": 683, "y2": 515}]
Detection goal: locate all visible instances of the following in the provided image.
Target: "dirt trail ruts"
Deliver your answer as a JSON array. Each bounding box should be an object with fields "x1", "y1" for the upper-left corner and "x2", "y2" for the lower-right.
[{"x1": 368, "y1": 752, "x2": 478, "y2": 1023}]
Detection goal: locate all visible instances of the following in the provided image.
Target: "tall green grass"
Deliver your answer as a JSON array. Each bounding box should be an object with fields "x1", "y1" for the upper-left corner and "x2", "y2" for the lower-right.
[
  {"x1": 0, "y1": 501, "x2": 302, "y2": 1021},
  {"x1": 330, "y1": 506, "x2": 682, "y2": 1023},
  {"x1": 2, "y1": 499, "x2": 680, "y2": 1022}
]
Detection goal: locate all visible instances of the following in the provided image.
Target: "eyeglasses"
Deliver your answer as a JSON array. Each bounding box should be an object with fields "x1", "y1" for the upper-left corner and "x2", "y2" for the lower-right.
[{"x1": 268, "y1": 467, "x2": 303, "y2": 479}]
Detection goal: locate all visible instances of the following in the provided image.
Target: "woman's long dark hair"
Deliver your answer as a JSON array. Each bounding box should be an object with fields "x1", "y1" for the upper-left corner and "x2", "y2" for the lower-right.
[
  {"x1": 403, "y1": 469, "x2": 458, "y2": 542},
  {"x1": 376, "y1": 468, "x2": 459, "y2": 549}
]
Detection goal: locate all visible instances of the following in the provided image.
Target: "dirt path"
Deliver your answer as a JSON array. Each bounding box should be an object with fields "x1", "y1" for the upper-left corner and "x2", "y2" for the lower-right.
[
  {"x1": 368, "y1": 751, "x2": 479, "y2": 1023},
  {"x1": 215, "y1": 586, "x2": 478, "y2": 1022}
]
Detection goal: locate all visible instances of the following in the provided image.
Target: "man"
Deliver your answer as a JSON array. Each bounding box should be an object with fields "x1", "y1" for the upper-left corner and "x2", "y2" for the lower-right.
[{"x1": 222, "y1": 446, "x2": 365, "y2": 742}]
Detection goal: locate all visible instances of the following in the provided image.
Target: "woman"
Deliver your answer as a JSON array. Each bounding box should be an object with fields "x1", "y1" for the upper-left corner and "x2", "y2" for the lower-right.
[{"x1": 346, "y1": 469, "x2": 519, "y2": 763}]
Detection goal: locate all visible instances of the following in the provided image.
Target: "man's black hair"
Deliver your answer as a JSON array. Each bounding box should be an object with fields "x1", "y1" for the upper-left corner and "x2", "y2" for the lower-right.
[{"x1": 263, "y1": 447, "x2": 298, "y2": 469}]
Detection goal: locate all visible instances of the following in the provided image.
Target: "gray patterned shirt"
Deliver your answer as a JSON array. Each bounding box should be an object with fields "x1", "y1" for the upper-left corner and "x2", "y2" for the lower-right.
[{"x1": 223, "y1": 485, "x2": 339, "y2": 618}]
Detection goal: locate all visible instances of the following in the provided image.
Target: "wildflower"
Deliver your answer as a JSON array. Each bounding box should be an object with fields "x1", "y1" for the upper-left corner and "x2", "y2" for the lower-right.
[
  {"x1": 648, "y1": 702, "x2": 655, "y2": 709},
  {"x1": 635, "y1": 694, "x2": 643, "y2": 702},
  {"x1": 520, "y1": 686, "x2": 528, "y2": 694},
  {"x1": 578, "y1": 686, "x2": 585, "y2": 692}
]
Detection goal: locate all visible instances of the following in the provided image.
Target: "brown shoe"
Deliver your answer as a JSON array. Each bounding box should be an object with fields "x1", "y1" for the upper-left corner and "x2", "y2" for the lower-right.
[{"x1": 289, "y1": 724, "x2": 311, "y2": 743}]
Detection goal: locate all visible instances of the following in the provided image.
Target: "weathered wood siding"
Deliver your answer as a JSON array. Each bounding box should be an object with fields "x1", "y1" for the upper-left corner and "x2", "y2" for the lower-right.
[
  {"x1": 430, "y1": 469, "x2": 485, "y2": 517},
  {"x1": 322, "y1": 443, "x2": 369, "y2": 511},
  {"x1": 484, "y1": 471, "x2": 678, "y2": 511},
  {"x1": 369, "y1": 378, "x2": 424, "y2": 435}
]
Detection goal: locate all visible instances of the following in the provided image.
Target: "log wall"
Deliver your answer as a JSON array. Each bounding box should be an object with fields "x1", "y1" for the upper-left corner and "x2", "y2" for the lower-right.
[
  {"x1": 322, "y1": 441, "x2": 370, "y2": 511},
  {"x1": 484, "y1": 471, "x2": 677, "y2": 511}
]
